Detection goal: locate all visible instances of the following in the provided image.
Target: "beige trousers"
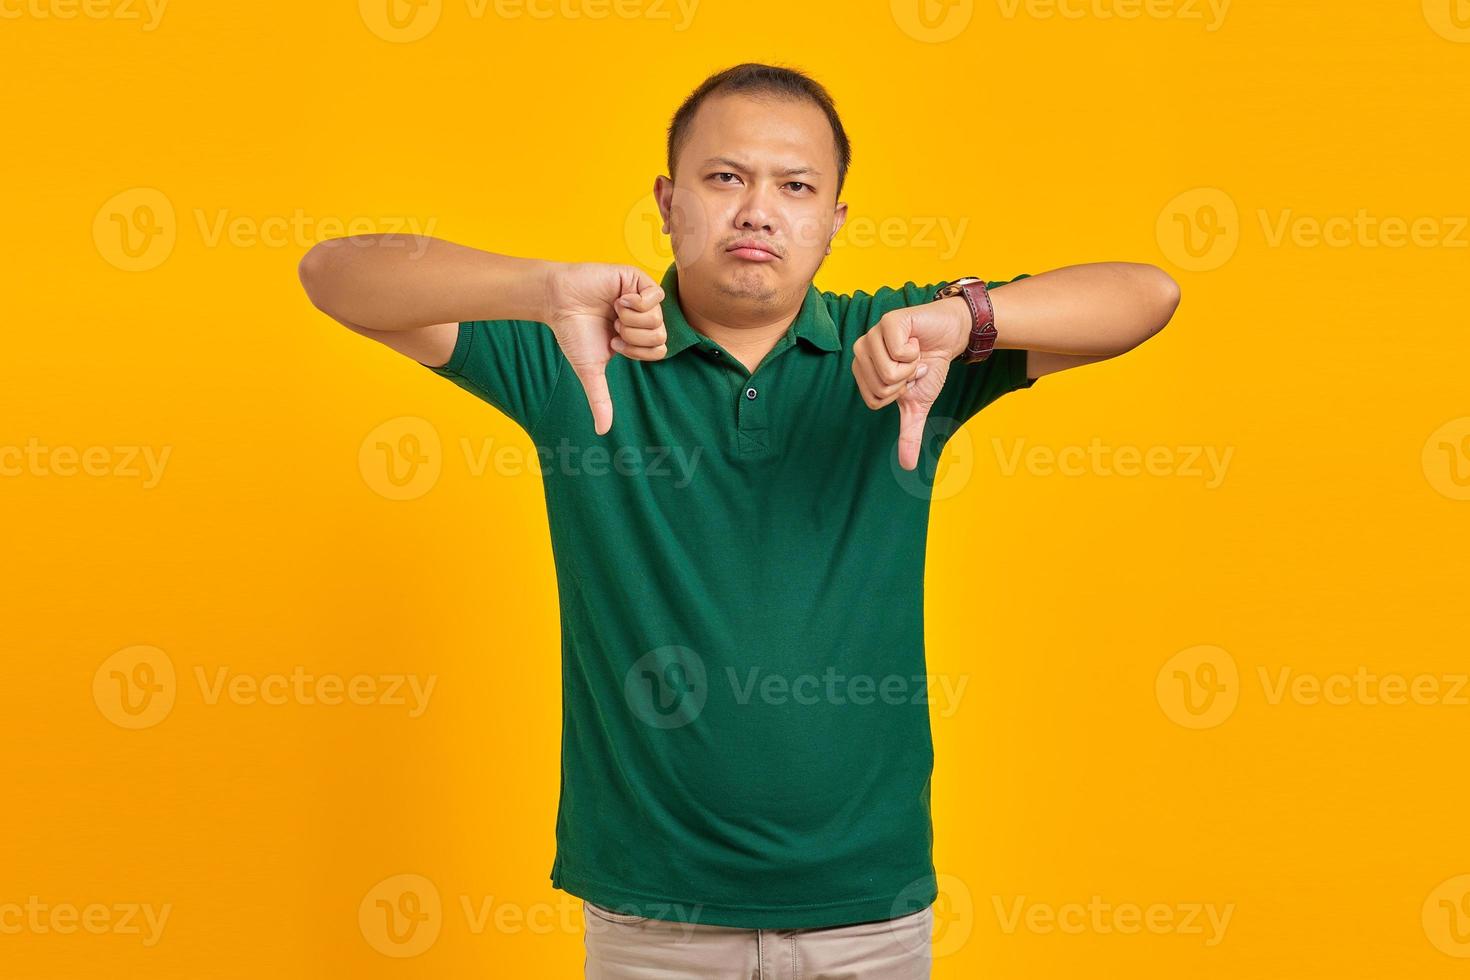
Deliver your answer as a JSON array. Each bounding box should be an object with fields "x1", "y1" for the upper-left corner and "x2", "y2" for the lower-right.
[{"x1": 583, "y1": 901, "x2": 933, "y2": 979}]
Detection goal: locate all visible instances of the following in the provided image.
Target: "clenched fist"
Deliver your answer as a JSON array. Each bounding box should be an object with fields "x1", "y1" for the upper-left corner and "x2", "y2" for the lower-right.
[
  {"x1": 543, "y1": 263, "x2": 669, "y2": 435},
  {"x1": 851, "y1": 297, "x2": 971, "y2": 471}
]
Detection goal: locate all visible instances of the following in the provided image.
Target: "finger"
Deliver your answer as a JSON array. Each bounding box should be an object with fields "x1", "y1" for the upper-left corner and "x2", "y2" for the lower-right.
[
  {"x1": 879, "y1": 315, "x2": 921, "y2": 363},
  {"x1": 851, "y1": 344, "x2": 885, "y2": 409},
  {"x1": 614, "y1": 323, "x2": 668, "y2": 349},
  {"x1": 896, "y1": 398, "x2": 930, "y2": 471},
  {"x1": 570, "y1": 362, "x2": 613, "y2": 435},
  {"x1": 853, "y1": 346, "x2": 907, "y2": 409},
  {"x1": 615, "y1": 304, "x2": 665, "y2": 331},
  {"x1": 628, "y1": 267, "x2": 657, "y2": 295},
  {"x1": 611, "y1": 336, "x2": 668, "y2": 361},
  {"x1": 867, "y1": 342, "x2": 922, "y2": 394},
  {"x1": 619, "y1": 284, "x2": 665, "y2": 314},
  {"x1": 891, "y1": 363, "x2": 930, "y2": 398}
]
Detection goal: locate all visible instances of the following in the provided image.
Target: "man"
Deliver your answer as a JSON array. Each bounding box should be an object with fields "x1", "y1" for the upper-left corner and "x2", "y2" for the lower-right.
[{"x1": 298, "y1": 63, "x2": 1178, "y2": 979}]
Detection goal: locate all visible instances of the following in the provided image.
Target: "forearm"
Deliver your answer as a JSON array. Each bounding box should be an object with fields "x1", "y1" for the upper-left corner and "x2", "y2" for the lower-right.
[
  {"x1": 297, "y1": 235, "x2": 558, "y2": 331},
  {"x1": 987, "y1": 262, "x2": 1180, "y2": 356}
]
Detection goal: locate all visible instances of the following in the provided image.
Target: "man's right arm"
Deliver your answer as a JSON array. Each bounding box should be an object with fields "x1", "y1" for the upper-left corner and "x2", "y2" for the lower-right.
[
  {"x1": 295, "y1": 235, "x2": 669, "y2": 434},
  {"x1": 296, "y1": 235, "x2": 556, "y2": 367}
]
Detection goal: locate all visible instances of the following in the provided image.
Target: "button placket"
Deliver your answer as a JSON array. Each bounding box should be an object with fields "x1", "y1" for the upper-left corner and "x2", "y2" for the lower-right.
[
  {"x1": 711, "y1": 332, "x2": 797, "y2": 460},
  {"x1": 736, "y1": 369, "x2": 772, "y2": 458}
]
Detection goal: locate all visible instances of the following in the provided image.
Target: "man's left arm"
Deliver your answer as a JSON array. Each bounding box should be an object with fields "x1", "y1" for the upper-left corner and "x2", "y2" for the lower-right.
[
  {"x1": 852, "y1": 262, "x2": 1181, "y2": 470},
  {"x1": 980, "y1": 262, "x2": 1181, "y2": 379}
]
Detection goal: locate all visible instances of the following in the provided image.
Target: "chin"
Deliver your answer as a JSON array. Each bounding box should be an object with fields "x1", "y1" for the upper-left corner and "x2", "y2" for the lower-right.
[{"x1": 716, "y1": 266, "x2": 781, "y2": 304}]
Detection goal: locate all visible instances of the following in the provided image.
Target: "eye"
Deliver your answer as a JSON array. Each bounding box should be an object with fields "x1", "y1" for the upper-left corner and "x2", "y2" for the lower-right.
[
  {"x1": 710, "y1": 172, "x2": 742, "y2": 184},
  {"x1": 784, "y1": 181, "x2": 814, "y2": 194}
]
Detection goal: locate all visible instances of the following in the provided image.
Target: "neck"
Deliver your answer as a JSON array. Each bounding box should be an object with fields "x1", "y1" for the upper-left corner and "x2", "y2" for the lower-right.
[{"x1": 679, "y1": 278, "x2": 806, "y2": 373}]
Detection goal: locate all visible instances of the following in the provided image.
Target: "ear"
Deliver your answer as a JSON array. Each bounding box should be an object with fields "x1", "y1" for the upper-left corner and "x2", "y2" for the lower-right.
[
  {"x1": 827, "y1": 200, "x2": 848, "y2": 254},
  {"x1": 653, "y1": 175, "x2": 674, "y2": 234}
]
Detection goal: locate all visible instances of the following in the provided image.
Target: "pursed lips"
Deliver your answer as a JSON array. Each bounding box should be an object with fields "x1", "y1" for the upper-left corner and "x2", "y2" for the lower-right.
[{"x1": 725, "y1": 240, "x2": 781, "y2": 262}]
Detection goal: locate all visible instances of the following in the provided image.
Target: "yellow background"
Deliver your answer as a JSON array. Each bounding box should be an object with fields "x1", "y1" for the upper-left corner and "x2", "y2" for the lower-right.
[{"x1": 4, "y1": 0, "x2": 1468, "y2": 976}]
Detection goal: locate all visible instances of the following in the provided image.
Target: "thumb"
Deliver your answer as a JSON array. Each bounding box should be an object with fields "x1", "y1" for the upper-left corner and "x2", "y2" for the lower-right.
[
  {"x1": 624, "y1": 266, "x2": 657, "y2": 299},
  {"x1": 896, "y1": 397, "x2": 930, "y2": 471},
  {"x1": 571, "y1": 361, "x2": 613, "y2": 435}
]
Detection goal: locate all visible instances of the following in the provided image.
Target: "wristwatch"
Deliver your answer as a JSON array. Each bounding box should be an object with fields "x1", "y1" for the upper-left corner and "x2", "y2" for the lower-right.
[{"x1": 933, "y1": 277, "x2": 996, "y2": 363}]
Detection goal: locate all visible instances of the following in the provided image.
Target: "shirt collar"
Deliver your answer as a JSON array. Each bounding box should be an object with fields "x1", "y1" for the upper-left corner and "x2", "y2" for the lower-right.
[{"x1": 658, "y1": 262, "x2": 842, "y2": 359}]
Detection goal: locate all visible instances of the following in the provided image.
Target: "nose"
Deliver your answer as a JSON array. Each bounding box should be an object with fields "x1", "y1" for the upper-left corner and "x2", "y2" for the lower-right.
[{"x1": 733, "y1": 184, "x2": 776, "y2": 237}]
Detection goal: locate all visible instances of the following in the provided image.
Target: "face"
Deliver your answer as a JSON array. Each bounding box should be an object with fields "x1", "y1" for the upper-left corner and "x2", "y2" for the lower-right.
[{"x1": 655, "y1": 91, "x2": 847, "y2": 318}]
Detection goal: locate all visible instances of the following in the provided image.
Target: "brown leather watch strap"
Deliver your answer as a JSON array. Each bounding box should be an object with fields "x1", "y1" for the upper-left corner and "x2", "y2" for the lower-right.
[{"x1": 935, "y1": 278, "x2": 997, "y2": 363}]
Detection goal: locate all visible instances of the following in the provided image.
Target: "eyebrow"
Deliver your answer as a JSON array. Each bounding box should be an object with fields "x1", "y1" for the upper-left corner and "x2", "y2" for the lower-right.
[{"x1": 702, "y1": 157, "x2": 823, "y2": 179}]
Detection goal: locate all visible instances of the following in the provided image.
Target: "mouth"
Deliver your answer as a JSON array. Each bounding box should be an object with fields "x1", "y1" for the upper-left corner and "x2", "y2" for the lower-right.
[{"x1": 725, "y1": 239, "x2": 780, "y2": 263}]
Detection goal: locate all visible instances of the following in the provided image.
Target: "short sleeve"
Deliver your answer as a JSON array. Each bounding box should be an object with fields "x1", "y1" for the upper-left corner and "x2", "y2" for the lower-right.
[
  {"x1": 425, "y1": 319, "x2": 565, "y2": 437},
  {"x1": 928, "y1": 275, "x2": 1036, "y2": 427}
]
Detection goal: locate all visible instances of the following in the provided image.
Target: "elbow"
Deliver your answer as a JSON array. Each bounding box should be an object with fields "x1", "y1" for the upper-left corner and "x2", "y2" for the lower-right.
[
  {"x1": 1157, "y1": 266, "x2": 1182, "y2": 318},
  {"x1": 297, "y1": 241, "x2": 338, "y2": 313},
  {"x1": 1105, "y1": 264, "x2": 1179, "y2": 357},
  {"x1": 1143, "y1": 264, "x2": 1180, "y2": 342}
]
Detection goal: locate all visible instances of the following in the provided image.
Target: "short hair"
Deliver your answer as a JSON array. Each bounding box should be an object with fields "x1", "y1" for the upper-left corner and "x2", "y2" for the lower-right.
[{"x1": 666, "y1": 63, "x2": 852, "y2": 200}]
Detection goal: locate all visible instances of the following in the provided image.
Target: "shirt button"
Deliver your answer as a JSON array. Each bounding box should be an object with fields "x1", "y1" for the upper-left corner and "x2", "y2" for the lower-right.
[{"x1": 745, "y1": 387, "x2": 758, "y2": 400}]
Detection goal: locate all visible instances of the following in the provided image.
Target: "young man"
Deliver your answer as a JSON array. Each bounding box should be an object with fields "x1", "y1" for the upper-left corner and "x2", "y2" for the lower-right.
[{"x1": 298, "y1": 63, "x2": 1178, "y2": 980}]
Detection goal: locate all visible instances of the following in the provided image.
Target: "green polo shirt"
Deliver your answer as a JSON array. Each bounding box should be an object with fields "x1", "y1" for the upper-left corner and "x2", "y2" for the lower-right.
[{"x1": 427, "y1": 262, "x2": 1035, "y2": 929}]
